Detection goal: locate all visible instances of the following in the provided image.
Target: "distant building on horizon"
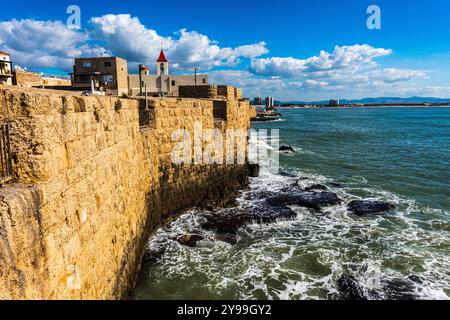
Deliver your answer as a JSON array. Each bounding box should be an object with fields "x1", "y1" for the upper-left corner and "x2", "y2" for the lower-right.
[
  {"x1": 329, "y1": 99, "x2": 340, "y2": 107},
  {"x1": 253, "y1": 96, "x2": 263, "y2": 105},
  {"x1": 265, "y1": 96, "x2": 275, "y2": 109}
]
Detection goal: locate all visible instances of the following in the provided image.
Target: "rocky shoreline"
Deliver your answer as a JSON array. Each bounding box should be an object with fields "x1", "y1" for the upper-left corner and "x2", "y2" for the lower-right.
[{"x1": 137, "y1": 166, "x2": 417, "y2": 300}]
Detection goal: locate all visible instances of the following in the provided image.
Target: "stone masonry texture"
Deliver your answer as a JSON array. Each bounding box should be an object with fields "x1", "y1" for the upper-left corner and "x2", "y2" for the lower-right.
[{"x1": 0, "y1": 85, "x2": 256, "y2": 300}]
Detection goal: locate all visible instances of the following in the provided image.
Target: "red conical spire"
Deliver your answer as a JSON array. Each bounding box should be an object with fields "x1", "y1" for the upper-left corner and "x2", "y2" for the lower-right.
[{"x1": 157, "y1": 49, "x2": 168, "y2": 62}]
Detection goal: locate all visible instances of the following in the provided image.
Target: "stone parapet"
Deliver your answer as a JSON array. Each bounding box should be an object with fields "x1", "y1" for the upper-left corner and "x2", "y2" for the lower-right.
[{"x1": 178, "y1": 85, "x2": 243, "y2": 101}]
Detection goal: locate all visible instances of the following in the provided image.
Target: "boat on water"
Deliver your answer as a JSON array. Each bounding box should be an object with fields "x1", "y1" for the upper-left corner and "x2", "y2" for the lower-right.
[{"x1": 252, "y1": 110, "x2": 283, "y2": 122}]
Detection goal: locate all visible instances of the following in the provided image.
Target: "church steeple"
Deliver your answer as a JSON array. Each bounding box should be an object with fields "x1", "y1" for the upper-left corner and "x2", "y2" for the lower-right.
[
  {"x1": 157, "y1": 49, "x2": 169, "y2": 76},
  {"x1": 157, "y1": 49, "x2": 168, "y2": 63}
]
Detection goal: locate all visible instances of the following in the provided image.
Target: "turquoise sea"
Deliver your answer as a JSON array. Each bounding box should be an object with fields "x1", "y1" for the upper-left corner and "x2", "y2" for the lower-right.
[{"x1": 133, "y1": 107, "x2": 450, "y2": 300}]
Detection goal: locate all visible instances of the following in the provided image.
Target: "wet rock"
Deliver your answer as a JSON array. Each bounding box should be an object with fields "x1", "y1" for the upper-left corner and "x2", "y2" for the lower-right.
[
  {"x1": 202, "y1": 212, "x2": 252, "y2": 235},
  {"x1": 199, "y1": 170, "x2": 249, "y2": 210},
  {"x1": 202, "y1": 190, "x2": 240, "y2": 210},
  {"x1": 266, "y1": 192, "x2": 342, "y2": 211},
  {"x1": 382, "y1": 278, "x2": 419, "y2": 300},
  {"x1": 304, "y1": 184, "x2": 328, "y2": 192},
  {"x1": 337, "y1": 274, "x2": 367, "y2": 300},
  {"x1": 408, "y1": 275, "x2": 424, "y2": 284},
  {"x1": 142, "y1": 246, "x2": 166, "y2": 265},
  {"x1": 177, "y1": 234, "x2": 204, "y2": 247},
  {"x1": 216, "y1": 234, "x2": 239, "y2": 245},
  {"x1": 329, "y1": 182, "x2": 345, "y2": 188},
  {"x1": 279, "y1": 145, "x2": 296, "y2": 154},
  {"x1": 266, "y1": 195, "x2": 302, "y2": 207},
  {"x1": 244, "y1": 190, "x2": 277, "y2": 201},
  {"x1": 348, "y1": 200, "x2": 395, "y2": 216},
  {"x1": 280, "y1": 184, "x2": 303, "y2": 194},
  {"x1": 249, "y1": 205, "x2": 297, "y2": 223},
  {"x1": 248, "y1": 164, "x2": 260, "y2": 177},
  {"x1": 202, "y1": 206, "x2": 297, "y2": 235}
]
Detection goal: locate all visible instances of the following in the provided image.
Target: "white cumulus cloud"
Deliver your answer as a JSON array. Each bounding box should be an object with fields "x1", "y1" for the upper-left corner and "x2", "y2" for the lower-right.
[
  {"x1": 249, "y1": 44, "x2": 392, "y2": 78},
  {"x1": 0, "y1": 19, "x2": 109, "y2": 71},
  {"x1": 0, "y1": 14, "x2": 268, "y2": 73},
  {"x1": 89, "y1": 14, "x2": 268, "y2": 72}
]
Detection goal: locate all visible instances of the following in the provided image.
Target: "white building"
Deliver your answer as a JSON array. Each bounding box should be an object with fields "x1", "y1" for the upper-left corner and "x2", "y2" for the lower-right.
[
  {"x1": 0, "y1": 51, "x2": 13, "y2": 85},
  {"x1": 265, "y1": 96, "x2": 275, "y2": 109},
  {"x1": 128, "y1": 50, "x2": 208, "y2": 97}
]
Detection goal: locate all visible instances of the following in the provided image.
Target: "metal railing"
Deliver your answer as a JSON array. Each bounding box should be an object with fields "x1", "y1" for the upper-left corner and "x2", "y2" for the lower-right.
[{"x1": 0, "y1": 123, "x2": 13, "y2": 185}]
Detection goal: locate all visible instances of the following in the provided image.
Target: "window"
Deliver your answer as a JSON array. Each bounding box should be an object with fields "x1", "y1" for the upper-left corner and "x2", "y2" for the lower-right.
[
  {"x1": 104, "y1": 61, "x2": 112, "y2": 68},
  {"x1": 103, "y1": 75, "x2": 113, "y2": 83},
  {"x1": 75, "y1": 75, "x2": 91, "y2": 83},
  {"x1": 171, "y1": 80, "x2": 176, "y2": 86},
  {"x1": 202, "y1": 78, "x2": 206, "y2": 84},
  {"x1": 82, "y1": 62, "x2": 92, "y2": 68}
]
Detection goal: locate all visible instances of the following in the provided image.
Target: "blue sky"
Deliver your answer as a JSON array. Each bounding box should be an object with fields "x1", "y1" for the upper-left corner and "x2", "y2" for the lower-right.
[{"x1": 1, "y1": 0, "x2": 450, "y2": 100}]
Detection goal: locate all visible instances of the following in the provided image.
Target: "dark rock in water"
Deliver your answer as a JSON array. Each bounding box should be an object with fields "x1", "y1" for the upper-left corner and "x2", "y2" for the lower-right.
[
  {"x1": 245, "y1": 190, "x2": 278, "y2": 201},
  {"x1": 177, "y1": 234, "x2": 204, "y2": 247},
  {"x1": 202, "y1": 212, "x2": 253, "y2": 235},
  {"x1": 266, "y1": 192, "x2": 342, "y2": 211},
  {"x1": 279, "y1": 145, "x2": 296, "y2": 154},
  {"x1": 202, "y1": 206, "x2": 297, "y2": 235},
  {"x1": 142, "y1": 246, "x2": 167, "y2": 265},
  {"x1": 382, "y1": 278, "x2": 419, "y2": 300},
  {"x1": 250, "y1": 205, "x2": 297, "y2": 223},
  {"x1": 266, "y1": 195, "x2": 303, "y2": 207},
  {"x1": 337, "y1": 275, "x2": 420, "y2": 300},
  {"x1": 279, "y1": 186, "x2": 296, "y2": 194},
  {"x1": 304, "y1": 184, "x2": 328, "y2": 192},
  {"x1": 216, "y1": 234, "x2": 239, "y2": 245},
  {"x1": 300, "y1": 192, "x2": 342, "y2": 210},
  {"x1": 280, "y1": 182, "x2": 304, "y2": 193},
  {"x1": 408, "y1": 275, "x2": 424, "y2": 284},
  {"x1": 337, "y1": 274, "x2": 367, "y2": 300},
  {"x1": 329, "y1": 182, "x2": 345, "y2": 188},
  {"x1": 248, "y1": 164, "x2": 260, "y2": 177},
  {"x1": 348, "y1": 200, "x2": 395, "y2": 216}
]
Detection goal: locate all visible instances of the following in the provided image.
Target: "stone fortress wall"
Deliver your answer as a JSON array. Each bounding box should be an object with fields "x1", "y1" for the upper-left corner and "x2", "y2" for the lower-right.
[{"x1": 0, "y1": 85, "x2": 256, "y2": 299}]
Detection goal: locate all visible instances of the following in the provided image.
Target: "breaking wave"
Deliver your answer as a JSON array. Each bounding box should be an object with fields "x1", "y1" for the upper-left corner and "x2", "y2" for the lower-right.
[
  {"x1": 134, "y1": 108, "x2": 450, "y2": 301},
  {"x1": 133, "y1": 159, "x2": 450, "y2": 300}
]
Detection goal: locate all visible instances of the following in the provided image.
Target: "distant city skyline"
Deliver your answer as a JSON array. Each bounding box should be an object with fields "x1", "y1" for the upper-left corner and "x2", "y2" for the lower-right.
[{"x1": 1, "y1": 0, "x2": 450, "y2": 100}]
